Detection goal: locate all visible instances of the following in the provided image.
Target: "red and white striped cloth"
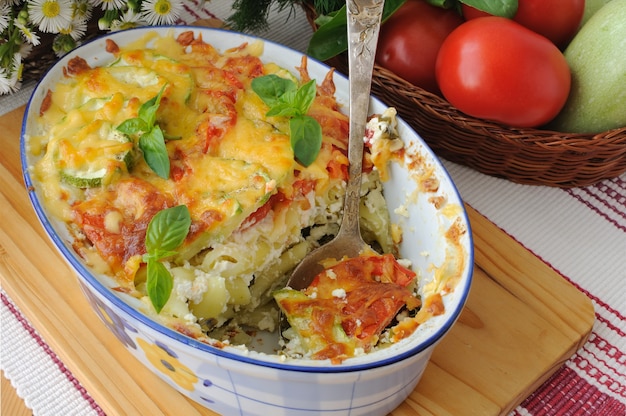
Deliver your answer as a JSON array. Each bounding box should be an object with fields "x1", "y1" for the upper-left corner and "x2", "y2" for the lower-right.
[
  {"x1": 444, "y1": 165, "x2": 626, "y2": 416},
  {"x1": 1, "y1": 2, "x2": 624, "y2": 415}
]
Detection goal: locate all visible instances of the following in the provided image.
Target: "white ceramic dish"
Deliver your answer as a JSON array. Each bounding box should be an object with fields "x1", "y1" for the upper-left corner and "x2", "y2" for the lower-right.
[{"x1": 21, "y1": 26, "x2": 474, "y2": 416}]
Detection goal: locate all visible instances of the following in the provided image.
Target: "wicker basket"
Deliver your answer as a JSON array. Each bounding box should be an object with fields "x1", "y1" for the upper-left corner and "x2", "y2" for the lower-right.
[{"x1": 303, "y1": 2, "x2": 626, "y2": 188}]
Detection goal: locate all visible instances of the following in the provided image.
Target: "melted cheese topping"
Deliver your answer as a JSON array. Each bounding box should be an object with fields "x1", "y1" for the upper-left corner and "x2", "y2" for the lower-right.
[{"x1": 30, "y1": 31, "x2": 350, "y2": 284}]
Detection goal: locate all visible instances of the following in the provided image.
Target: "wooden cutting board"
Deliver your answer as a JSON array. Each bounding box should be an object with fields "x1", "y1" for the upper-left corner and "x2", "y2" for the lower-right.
[{"x1": 0, "y1": 106, "x2": 595, "y2": 416}]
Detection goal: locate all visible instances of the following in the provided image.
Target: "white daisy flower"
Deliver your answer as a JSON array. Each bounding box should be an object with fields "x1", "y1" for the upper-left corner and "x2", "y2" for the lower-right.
[
  {"x1": 0, "y1": 53, "x2": 22, "y2": 95},
  {"x1": 28, "y1": 0, "x2": 74, "y2": 33},
  {"x1": 0, "y1": 4, "x2": 11, "y2": 31},
  {"x1": 0, "y1": 73, "x2": 14, "y2": 96},
  {"x1": 72, "y1": 0, "x2": 93, "y2": 22},
  {"x1": 140, "y1": 0, "x2": 183, "y2": 25},
  {"x1": 19, "y1": 41, "x2": 34, "y2": 60},
  {"x1": 110, "y1": 10, "x2": 146, "y2": 31},
  {"x1": 15, "y1": 21, "x2": 42, "y2": 46},
  {"x1": 60, "y1": 16, "x2": 87, "y2": 40},
  {"x1": 1, "y1": 0, "x2": 22, "y2": 7},
  {"x1": 92, "y1": 0, "x2": 126, "y2": 11}
]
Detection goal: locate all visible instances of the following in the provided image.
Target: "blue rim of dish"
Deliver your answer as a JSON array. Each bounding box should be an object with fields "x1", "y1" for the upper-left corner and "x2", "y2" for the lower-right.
[{"x1": 20, "y1": 25, "x2": 474, "y2": 374}]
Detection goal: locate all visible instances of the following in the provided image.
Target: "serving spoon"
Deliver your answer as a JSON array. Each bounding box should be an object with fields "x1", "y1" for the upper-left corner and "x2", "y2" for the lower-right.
[{"x1": 284, "y1": 0, "x2": 386, "y2": 293}]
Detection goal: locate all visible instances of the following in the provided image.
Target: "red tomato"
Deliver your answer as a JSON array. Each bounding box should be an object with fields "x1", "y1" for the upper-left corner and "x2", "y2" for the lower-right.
[
  {"x1": 462, "y1": 0, "x2": 585, "y2": 48},
  {"x1": 375, "y1": 0, "x2": 463, "y2": 94},
  {"x1": 513, "y1": 0, "x2": 585, "y2": 48},
  {"x1": 435, "y1": 17, "x2": 571, "y2": 128}
]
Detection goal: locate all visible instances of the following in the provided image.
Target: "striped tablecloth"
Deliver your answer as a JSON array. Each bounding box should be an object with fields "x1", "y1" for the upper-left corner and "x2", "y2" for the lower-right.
[{"x1": 1, "y1": 2, "x2": 625, "y2": 415}]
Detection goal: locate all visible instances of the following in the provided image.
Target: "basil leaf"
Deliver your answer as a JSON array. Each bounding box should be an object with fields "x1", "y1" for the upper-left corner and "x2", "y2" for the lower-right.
[
  {"x1": 251, "y1": 75, "x2": 297, "y2": 108},
  {"x1": 146, "y1": 259, "x2": 173, "y2": 313},
  {"x1": 266, "y1": 102, "x2": 301, "y2": 118},
  {"x1": 139, "y1": 126, "x2": 170, "y2": 179},
  {"x1": 459, "y1": 0, "x2": 518, "y2": 17},
  {"x1": 143, "y1": 249, "x2": 178, "y2": 263},
  {"x1": 145, "y1": 205, "x2": 191, "y2": 254},
  {"x1": 252, "y1": 74, "x2": 323, "y2": 166},
  {"x1": 290, "y1": 116, "x2": 322, "y2": 167},
  {"x1": 117, "y1": 84, "x2": 170, "y2": 178},
  {"x1": 279, "y1": 88, "x2": 298, "y2": 107},
  {"x1": 143, "y1": 205, "x2": 191, "y2": 314},
  {"x1": 307, "y1": 0, "x2": 406, "y2": 61},
  {"x1": 117, "y1": 117, "x2": 148, "y2": 135},
  {"x1": 292, "y1": 79, "x2": 317, "y2": 116},
  {"x1": 139, "y1": 84, "x2": 166, "y2": 127}
]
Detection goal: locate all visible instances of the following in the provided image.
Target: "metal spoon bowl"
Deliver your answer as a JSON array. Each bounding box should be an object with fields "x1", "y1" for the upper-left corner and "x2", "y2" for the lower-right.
[{"x1": 284, "y1": 0, "x2": 385, "y2": 292}]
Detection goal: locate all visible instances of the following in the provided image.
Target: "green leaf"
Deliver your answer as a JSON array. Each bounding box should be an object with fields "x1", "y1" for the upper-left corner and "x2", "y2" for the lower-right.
[
  {"x1": 307, "y1": 0, "x2": 406, "y2": 61},
  {"x1": 146, "y1": 259, "x2": 173, "y2": 313},
  {"x1": 139, "y1": 84, "x2": 167, "y2": 127},
  {"x1": 290, "y1": 116, "x2": 322, "y2": 167},
  {"x1": 143, "y1": 205, "x2": 191, "y2": 314},
  {"x1": 139, "y1": 126, "x2": 170, "y2": 179},
  {"x1": 425, "y1": 0, "x2": 457, "y2": 8},
  {"x1": 251, "y1": 74, "x2": 297, "y2": 108},
  {"x1": 145, "y1": 205, "x2": 191, "y2": 254},
  {"x1": 459, "y1": 0, "x2": 518, "y2": 17},
  {"x1": 117, "y1": 117, "x2": 148, "y2": 135},
  {"x1": 292, "y1": 79, "x2": 317, "y2": 115},
  {"x1": 143, "y1": 249, "x2": 178, "y2": 264},
  {"x1": 307, "y1": 6, "x2": 348, "y2": 61},
  {"x1": 266, "y1": 102, "x2": 301, "y2": 118},
  {"x1": 116, "y1": 84, "x2": 171, "y2": 178}
]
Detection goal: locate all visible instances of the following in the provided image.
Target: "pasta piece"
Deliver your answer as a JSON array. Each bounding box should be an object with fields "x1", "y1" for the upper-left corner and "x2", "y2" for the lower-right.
[{"x1": 190, "y1": 274, "x2": 229, "y2": 321}]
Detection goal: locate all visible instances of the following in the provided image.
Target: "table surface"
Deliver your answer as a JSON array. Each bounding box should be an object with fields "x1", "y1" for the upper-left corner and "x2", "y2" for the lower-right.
[{"x1": 1, "y1": 2, "x2": 625, "y2": 416}]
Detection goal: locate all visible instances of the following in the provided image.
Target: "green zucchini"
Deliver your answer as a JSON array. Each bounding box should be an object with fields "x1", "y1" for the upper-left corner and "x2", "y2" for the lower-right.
[{"x1": 60, "y1": 123, "x2": 135, "y2": 188}]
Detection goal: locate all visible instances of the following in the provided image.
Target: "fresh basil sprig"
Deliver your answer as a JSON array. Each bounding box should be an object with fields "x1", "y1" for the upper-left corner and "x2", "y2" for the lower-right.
[
  {"x1": 117, "y1": 84, "x2": 170, "y2": 179},
  {"x1": 143, "y1": 205, "x2": 191, "y2": 313},
  {"x1": 252, "y1": 74, "x2": 322, "y2": 167}
]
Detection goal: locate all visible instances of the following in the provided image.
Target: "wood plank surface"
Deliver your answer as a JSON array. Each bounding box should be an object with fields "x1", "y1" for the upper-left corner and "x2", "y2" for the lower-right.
[
  {"x1": 2, "y1": 371, "x2": 33, "y2": 416},
  {"x1": 0, "y1": 106, "x2": 595, "y2": 416}
]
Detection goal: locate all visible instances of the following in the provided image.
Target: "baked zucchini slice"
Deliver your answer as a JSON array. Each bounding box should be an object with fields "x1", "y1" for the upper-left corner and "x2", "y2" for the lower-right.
[{"x1": 58, "y1": 121, "x2": 135, "y2": 188}]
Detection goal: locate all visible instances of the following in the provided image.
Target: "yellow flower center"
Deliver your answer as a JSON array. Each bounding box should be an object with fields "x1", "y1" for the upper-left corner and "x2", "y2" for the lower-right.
[
  {"x1": 74, "y1": 2, "x2": 89, "y2": 17},
  {"x1": 154, "y1": 0, "x2": 172, "y2": 15},
  {"x1": 42, "y1": 0, "x2": 61, "y2": 18}
]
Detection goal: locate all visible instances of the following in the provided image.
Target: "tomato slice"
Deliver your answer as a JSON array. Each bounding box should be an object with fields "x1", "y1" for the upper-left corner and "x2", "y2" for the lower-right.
[
  {"x1": 72, "y1": 178, "x2": 174, "y2": 280},
  {"x1": 308, "y1": 254, "x2": 419, "y2": 344},
  {"x1": 275, "y1": 253, "x2": 420, "y2": 362}
]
